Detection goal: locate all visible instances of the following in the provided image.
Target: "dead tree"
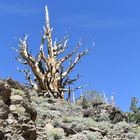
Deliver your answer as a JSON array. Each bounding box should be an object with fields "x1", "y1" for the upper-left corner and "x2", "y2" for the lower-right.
[{"x1": 14, "y1": 6, "x2": 89, "y2": 99}]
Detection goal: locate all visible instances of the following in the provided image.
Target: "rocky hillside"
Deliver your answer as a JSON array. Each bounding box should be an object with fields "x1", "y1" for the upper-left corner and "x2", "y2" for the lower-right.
[{"x1": 0, "y1": 78, "x2": 140, "y2": 140}]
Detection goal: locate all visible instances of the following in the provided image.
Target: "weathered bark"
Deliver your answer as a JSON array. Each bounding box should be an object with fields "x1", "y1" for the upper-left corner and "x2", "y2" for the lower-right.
[{"x1": 15, "y1": 6, "x2": 89, "y2": 99}]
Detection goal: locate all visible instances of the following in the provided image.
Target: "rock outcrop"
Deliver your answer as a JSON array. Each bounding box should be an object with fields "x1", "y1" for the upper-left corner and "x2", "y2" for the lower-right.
[
  {"x1": 0, "y1": 79, "x2": 37, "y2": 140},
  {"x1": 83, "y1": 101, "x2": 128, "y2": 123}
]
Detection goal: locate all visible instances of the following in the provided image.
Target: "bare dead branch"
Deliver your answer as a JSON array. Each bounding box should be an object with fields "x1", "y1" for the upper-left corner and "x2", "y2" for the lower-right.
[
  {"x1": 17, "y1": 67, "x2": 38, "y2": 90},
  {"x1": 16, "y1": 56, "x2": 27, "y2": 65},
  {"x1": 53, "y1": 36, "x2": 70, "y2": 56},
  {"x1": 60, "y1": 84, "x2": 88, "y2": 92},
  {"x1": 58, "y1": 41, "x2": 81, "y2": 64},
  {"x1": 11, "y1": 47, "x2": 19, "y2": 53},
  {"x1": 55, "y1": 35, "x2": 70, "y2": 50},
  {"x1": 63, "y1": 74, "x2": 80, "y2": 87},
  {"x1": 45, "y1": 6, "x2": 53, "y2": 58},
  {"x1": 62, "y1": 48, "x2": 88, "y2": 78}
]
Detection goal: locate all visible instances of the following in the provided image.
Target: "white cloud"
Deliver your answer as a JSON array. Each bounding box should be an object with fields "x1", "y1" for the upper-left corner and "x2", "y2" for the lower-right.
[
  {"x1": 80, "y1": 19, "x2": 131, "y2": 29},
  {"x1": 0, "y1": 3, "x2": 41, "y2": 15},
  {"x1": 57, "y1": 14, "x2": 132, "y2": 29}
]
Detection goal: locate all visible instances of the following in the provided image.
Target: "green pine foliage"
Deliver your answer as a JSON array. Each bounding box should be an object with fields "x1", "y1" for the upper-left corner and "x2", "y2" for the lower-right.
[
  {"x1": 128, "y1": 97, "x2": 140, "y2": 124},
  {"x1": 81, "y1": 90, "x2": 105, "y2": 109},
  {"x1": 83, "y1": 90, "x2": 104, "y2": 103}
]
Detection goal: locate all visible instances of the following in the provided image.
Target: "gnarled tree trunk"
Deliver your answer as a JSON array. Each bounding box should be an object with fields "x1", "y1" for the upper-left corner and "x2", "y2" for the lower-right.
[{"x1": 14, "y1": 6, "x2": 89, "y2": 99}]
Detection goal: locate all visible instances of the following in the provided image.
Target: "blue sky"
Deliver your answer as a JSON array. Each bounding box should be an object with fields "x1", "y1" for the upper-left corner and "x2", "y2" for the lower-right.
[{"x1": 0, "y1": 0, "x2": 140, "y2": 111}]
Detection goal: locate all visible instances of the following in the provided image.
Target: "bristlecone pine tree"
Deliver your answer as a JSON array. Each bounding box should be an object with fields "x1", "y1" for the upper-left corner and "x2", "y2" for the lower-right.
[{"x1": 15, "y1": 6, "x2": 89, "y2": 100}]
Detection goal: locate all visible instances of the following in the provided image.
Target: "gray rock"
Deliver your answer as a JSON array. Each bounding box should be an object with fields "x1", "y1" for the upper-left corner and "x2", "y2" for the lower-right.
[
  {"x1": 0, "y1": 129, "x2": 4, "y2": 140},
  {"x1": 0, "y1": 82, "x2": 11, "y2": 105},
  {"x1": 83, "y1": 102, "x2": 127, "y2": 123},
  {"x1": 0, "y1": 101, "x2": 9, "y2": 119},
  {"x1": 10, "y1": 95, "x2": 23, "y2": 103},
  {"x1": 22, "y1": 128, "x2": 36, "y2": 140},
  {"x1": 9, "y1": 105, "x2": 16, "y2": 112}
]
